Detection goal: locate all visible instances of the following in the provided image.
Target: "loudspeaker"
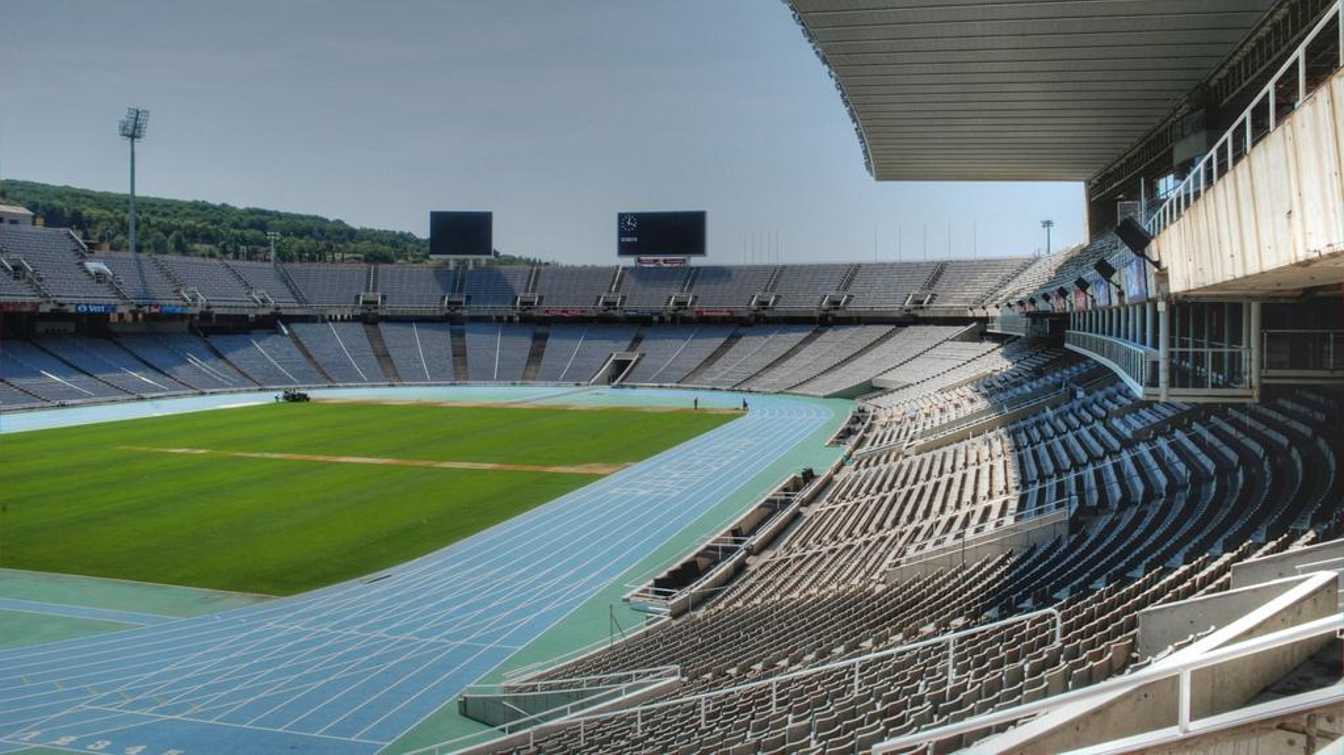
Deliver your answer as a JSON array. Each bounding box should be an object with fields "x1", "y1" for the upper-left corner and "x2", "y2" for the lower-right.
[
  {"x1": 1116, "y1": 217, "x2": 1153, "y2": 254},
  {"x1": 1056, "y1": 287, "x2": 1069, "y2": 300},
  {"x1": 1074, "y1": 277, "x2": 1090, "y2": 292},
  {"x1": 1093, "y1": 259, "x2": 1116, "y2": 280}
]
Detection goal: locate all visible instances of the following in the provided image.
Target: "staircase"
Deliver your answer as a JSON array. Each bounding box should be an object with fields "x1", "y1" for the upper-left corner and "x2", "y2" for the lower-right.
[
  {"x1": 366, "y1": 265, "x2": 378, "y2": 294},
  {"x1": 521, "y1": 327, "x2": 549, "y2": 382},
  {"x1": 364, "y1": 322, "x2": 400, "y2": 381},
  {"x1": 762, "y1": 265, "x2": 783, "y2": 291},
  {"x1": 275, "y1": 263, "x2": 307, "y2": 305},
  {"x1": 837, "y1": 264, "x2": 860, "y2": 291},
  {"x1": 734, "y1": 326, "x2": 823, "y2": 388},
  {"x1": 525, "y1": 266, "x2": 541, "y2": 293},
  {"x1": 450, "y1": 324, "x2": 469, "y2": 381}
]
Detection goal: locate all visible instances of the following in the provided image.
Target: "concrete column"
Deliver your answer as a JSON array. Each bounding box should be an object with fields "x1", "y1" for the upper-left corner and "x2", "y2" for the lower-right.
[
  {"x1": 1146, "y1": 300, "x2": 1156, "y2": 349},
  {"x1": 1249, "y1": 300, "x2": 1262, "y2": 397},
  {"x1": 1158, "y1": 300, "x2": 1170, "y2": 401}
]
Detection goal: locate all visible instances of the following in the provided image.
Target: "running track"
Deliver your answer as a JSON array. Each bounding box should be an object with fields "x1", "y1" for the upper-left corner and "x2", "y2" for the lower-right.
[{"x1": 0, "y1": 389, "x2": 835, "y2": 754}]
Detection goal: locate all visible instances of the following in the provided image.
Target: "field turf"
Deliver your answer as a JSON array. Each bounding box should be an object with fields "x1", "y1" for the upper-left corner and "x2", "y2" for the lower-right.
[{"x1": 0, "y1": 402, "x2": 734, "y2": 595}]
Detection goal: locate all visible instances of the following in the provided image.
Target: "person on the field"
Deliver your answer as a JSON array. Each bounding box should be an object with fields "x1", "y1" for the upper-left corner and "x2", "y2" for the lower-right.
[{"x1": 693, "y1": 397, "x2": 699, "y2": 411}]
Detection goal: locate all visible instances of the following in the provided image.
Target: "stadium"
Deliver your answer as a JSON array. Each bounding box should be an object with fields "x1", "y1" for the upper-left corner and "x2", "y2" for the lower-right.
[{"x1": 2, "y1": 1, "x2": 1343, "y2": 754}]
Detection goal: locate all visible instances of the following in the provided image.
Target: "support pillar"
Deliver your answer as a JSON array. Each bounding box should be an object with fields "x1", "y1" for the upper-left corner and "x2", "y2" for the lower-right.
[{"x1": 1158, "y1": 300, "x2": 1170, "y2": 401}]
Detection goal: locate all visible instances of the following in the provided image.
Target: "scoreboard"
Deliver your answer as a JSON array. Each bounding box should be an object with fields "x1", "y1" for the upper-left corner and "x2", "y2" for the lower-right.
[{"x1": 617, "y1": 211, "x2": 706, "y2": 257}]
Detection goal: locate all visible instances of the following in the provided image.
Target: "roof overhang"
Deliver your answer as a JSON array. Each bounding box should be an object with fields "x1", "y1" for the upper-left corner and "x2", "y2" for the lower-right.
[{"x1": 788, "y1": 0, "x2": 1278, "y2": 182}]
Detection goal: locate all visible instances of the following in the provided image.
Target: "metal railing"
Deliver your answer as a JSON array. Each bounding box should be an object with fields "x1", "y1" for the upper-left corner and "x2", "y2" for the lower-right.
[
  {"x1": 1262, "y1": 329, "x2": 1344, "y2": 372},
  {"x1": 417, "y1": 608, "x2": 1062, "y2": 754},
  {"x1": 1167, "y1": 346, "x2": 1252, "y2": 391},
  {"x1": 1065, "y1": 331, "x2": 1157, "y2": 390},
  {"x1": 1147, "y1": 1, "x2": 1343, "y2": 236},
  {"x1": 873, "y1": 600, "x2": 1344, "y2": 753}
]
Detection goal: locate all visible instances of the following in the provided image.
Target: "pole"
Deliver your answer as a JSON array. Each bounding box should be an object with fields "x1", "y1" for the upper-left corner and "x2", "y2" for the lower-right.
[{"x1": 128, "y1": 136, "x2": 137, "y2": 254}]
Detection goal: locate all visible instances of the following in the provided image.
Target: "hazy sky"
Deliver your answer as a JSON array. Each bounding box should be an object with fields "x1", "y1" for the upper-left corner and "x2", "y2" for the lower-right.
[{"x1": 2, "y1": 0, "x2": 1085, "y2": 264}]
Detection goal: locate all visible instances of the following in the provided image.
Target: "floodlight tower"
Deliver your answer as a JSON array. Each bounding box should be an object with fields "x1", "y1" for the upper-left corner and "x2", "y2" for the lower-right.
[
  {"x1": 267, "y1": 231, "x2": 280, "y2": 265},
  {"x1": 1041, "y1": 219, "x2": 1054, "y2": 256},
  {"x1": 119, "y1": 107, "x2": 150, "y2": 254}
]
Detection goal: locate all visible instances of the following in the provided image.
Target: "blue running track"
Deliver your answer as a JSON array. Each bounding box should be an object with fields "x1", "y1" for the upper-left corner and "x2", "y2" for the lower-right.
[{"x1": 0, "y1": 388, "x2": 835, "y2": 754}]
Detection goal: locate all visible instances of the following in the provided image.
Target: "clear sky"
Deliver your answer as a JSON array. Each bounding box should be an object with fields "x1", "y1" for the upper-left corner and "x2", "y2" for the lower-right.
[{"x1": 2, "y1": 0, "x2": 1085, "y2": 265}]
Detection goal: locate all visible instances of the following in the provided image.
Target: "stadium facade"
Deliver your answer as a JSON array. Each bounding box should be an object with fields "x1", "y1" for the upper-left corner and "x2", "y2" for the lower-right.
[{"x1": 2, "y1": 1, "x2": 1344, "y2": 753}]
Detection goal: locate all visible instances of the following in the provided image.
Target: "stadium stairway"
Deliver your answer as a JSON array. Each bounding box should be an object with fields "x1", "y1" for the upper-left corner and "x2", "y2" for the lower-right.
[
  {"x1": 365, "y1": 321, "x2": 401, "y2": 382},
  {"x1": 522, "y1": 327, "x2": 549, "y2": 382},
  {"x1": 283, "y1": 323, "x2": 336, "y2": 383},
  {"x1": 681, "y1": 329, "x2": 744, "y2": 385}
]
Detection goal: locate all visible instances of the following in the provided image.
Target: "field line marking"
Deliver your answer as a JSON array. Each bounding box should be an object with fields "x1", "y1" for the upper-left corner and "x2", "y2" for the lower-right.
[{"x1": 116, "y1": 446, "x2": 626, "y2": 475}]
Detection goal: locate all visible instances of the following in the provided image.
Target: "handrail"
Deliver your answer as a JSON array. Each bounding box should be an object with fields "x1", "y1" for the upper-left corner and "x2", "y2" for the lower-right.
[
  {"x1": 465, "y1": 666, "x2": 679, "y2": 697},
  {"x1": 873, "y1": 599, "x2": 1344, "y2": 753},
  {"x1": 1147, "y1": 1, "x2": 1342, "y2": 236},
  {"x1": 429, "y1": 607, "x2": 1061, "y2": 754}
]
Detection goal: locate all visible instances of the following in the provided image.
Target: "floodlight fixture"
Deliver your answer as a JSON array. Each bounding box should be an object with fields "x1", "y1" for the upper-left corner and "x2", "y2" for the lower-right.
[
  {"x1": 1040, "y1": 219, "x2": 1054, "y2": 256},
  {"x1": 119, "y1": 107, "x2": 150, "y2": 254}
]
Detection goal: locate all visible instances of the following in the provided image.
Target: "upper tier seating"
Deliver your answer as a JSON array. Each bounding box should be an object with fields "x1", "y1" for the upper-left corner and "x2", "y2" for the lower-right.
[
  {"x1": 690, "y1": 266, "x2": 777, "y2": 308},
  {"x1": 378, "y1": 265, "x2": 457, "y2": 309},
  {"x1": 537, "y1": 324, "x2": 637, "y2": 382},
  {"x1": 464, "y1": 267, "x2": 529, "y2": 308},
  {"x1": 283, "y1": 263, "x2": 368, "y2": 307},
  {"x1": 847, "y1": 262, "x2": 940, "y2": 309},
  {"x1": 620, "y1": 267, "x2": 691, "y2": 309},
  {"x1": 378, "y1": 321, "x2": 454, "y2": 382},
  {"x1": 227, "y1": 260, "x2": 301, "y2": 305},
  {"x1": 289, "y1": 322, "x2": 385, "y2": 383},
  {"x1": 534, "y1": 266, "x2": 615, "y2": 308},
  {"x1": 932, "y1": 258, "x2": 1034, "y2": 308},
  {"x1": 115, "y1": 333, "x2": 254, "y2": 391},
  {"x1": 770, "y1": 264, "x2": 850, "y2": 309},
  {"x1": 465, "y1": 322, "x2": 534, "y2": 381},
  {"x1": 96, "y1": 252, "x2": 182, "y2": 303},
  {"x1": 208, "y1": 331, "x2": 327, "y2": 386},
  {"x1": 743, "y1": 325, "x2": 893, "y2": 392},
  {"x1": 0, "y1": 226, "x2": 120, "y2": 301},
  {"x1": 156, "y1": 255, "x2": 253, "y2": 304}
]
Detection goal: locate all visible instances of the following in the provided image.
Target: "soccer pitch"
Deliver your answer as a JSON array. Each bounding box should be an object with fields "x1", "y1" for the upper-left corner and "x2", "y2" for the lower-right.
[{"x1": 0, "y1": 401, "x2": 736, "y2": 595}]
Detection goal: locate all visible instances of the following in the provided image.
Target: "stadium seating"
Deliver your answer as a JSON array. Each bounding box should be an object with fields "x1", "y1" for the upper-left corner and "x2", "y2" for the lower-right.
[
  {"x1": 624, "y1": 325, "x2": 734, "y2": 384},
  {"x1": 289, "y1": 322, "x2": 386, "y2": 383},
  {"x1": 378, "y1": 265, "x2": 458, "y2": 309},
  {"x1": 742, "y1": 325, "x2": 893, "y2": 392},
  {"x1": 846, "y1": 262, "x2": 939, "y2": 309},
  {"x1": 931, "y1": 258, "x2": 1034, "y2": 308},
  {"x1": 689, "y1": 266, "x2": 777, "y2": 308},
  {"x1": 156, "y1": 254, "x2": 254, "y2": 305},
  {"x1": 96, "y1": 251, "x2": 184, "y2": 303},
  {"x1": 465, "y1": 322, "x2": 535, "y2": 381},
  {"x1": 465, "y1": 267, "x2": 529, "y2": 308},
  {"x1": 0, "y1": 225, "x2": 121, "y2": 302},
  {"x1": 0, "y1": 340, "x2": 127, "y2": 402},
  {"x1": 484, "y1": 380, "x2": 1341, "y2": 755},
  {"x1": 791, "y1": 324, "x2": 967, "y2": 396},
  {"x1": 115, "y1": 333, "x2": 255, "y2": 391},
  {"x1": 36, "y1": 336, "x2": 190, "y2": 396},
  {"x1": 227, "y1": 260, "x2": 302, "y2": 306},
  {"x1": 378, "y1": 321, "x2": 455, "y2": 382},
  {"x1": 536, "y1": 324, "x2": 637, "y2": 382},
  {"x1": 619, "y1": 267, "x2": 692, "y2": 309},
  {"x1": 685, "y1": 324, "x2": 815, "y2": 388},
  {"x1": 283, "y1": 263, "x2": 368, "y2": 307},
  {"x1": 769, "y1": 264, "x2": 850, "y2": 309},
  {"x1": 208, "y1": 331, "x2": 327, "y2": 386},
  {"x1": 534, "y1": 266, "x2": 616, "y2": 308}
]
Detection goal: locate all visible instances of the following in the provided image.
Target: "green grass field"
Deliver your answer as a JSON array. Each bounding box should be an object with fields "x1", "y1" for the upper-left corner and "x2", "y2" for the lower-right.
[{"x1": 0, "y1": 402, "x2": 735, "y2": 595}]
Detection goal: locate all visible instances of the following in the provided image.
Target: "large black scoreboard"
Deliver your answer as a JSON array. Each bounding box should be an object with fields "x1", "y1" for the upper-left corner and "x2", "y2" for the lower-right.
[
  {"x1": 617, "y1": 211, "x2": 706, "y2": 257},
  {"x1": 429, "y1": 211, "x2": 493, "y2": 257}
]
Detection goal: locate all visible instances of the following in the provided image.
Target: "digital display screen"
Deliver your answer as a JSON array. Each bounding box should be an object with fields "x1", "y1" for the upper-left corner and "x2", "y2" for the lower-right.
[
  {"x1": 617, "y1": 211, "x2": 706, "y2": 257},
  {"x1": 429, "y1": 211, "x2": 493, "y2": 257}
]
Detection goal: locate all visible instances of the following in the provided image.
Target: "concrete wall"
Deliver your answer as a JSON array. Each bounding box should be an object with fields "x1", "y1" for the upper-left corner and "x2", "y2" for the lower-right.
[
  {"x1": 1153, "y1": 68, "x2": 1344, "y2": 295},
  {"x1": 976, "y1": 572, "x2": 1338, "y2": 754},
  {"x1": 1232, "y1": 538, "x2": 1344, "y2": 589},
  {"x1": 1136, "y1": 575, "x2": 1321, "y2": 658}
]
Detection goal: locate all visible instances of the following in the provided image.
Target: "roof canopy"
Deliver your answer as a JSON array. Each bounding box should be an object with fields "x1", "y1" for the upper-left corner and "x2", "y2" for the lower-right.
[{"x1": 789, "y1": 0, "x2": 1277, "y2": 181}]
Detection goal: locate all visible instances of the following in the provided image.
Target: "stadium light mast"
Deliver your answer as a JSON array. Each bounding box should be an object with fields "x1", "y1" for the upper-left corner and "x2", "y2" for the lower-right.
[
  {"x1": 1041, "y1": 219, "x2": 1054, "y2": 256},
  {"x1": 119, "y1": 107, "x2": 150, "y2": 254},
  {"x1": 267, "y1": 231, "x2": 280, "y2": 266}
]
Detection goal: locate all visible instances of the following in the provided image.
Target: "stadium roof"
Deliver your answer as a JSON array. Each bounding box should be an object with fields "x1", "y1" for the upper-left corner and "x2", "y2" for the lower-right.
[{"x1": 788, "y1": 0, "x2": 1278, "y2": 182}]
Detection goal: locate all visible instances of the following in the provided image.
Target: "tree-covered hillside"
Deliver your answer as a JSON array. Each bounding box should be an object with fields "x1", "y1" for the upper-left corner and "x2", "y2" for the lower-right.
[{"x1": 0, "y1": 179, "x2": 545, "y2": 265}]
